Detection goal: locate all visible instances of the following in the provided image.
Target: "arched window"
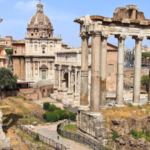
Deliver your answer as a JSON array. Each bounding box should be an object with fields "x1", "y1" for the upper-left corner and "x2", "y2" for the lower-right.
[
  {"x1": 50, "y1": 45, "x2": 52, "y2": 51},
  {"x1": 42, "y1": 47, "x2": 45, "y2": 54}
]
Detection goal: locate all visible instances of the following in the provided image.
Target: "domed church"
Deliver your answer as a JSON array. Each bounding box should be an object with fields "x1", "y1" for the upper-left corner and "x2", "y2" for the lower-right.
[{"x1": 13, "y1": 0, "x2": 67, "y2": 84}]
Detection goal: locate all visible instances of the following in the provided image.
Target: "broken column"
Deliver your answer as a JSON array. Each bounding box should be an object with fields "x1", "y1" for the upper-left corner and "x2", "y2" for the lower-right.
[{"x1": 133, "y1": 36, "x2": 144, "y2": 105}]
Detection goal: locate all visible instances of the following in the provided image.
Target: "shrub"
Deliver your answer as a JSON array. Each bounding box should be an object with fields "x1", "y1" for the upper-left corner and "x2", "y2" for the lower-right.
[
  {"x1": 112, "y1": 130, "x2": 119, "y2": 141},
  {"x1": 34, "y1": 134, "x2": 39, "y2": 141},
  {"x1": 43, "y1": 112, "x2": 59, "y2": 122},
  {"x1": 69, "y1": 113, "x2": 76, "y2": 121},
  {"x1": 23, "y1": 97, "x2": 26, "y2": 101},
  {"x1": 43, "y1": 102, "x2": 50, "y2": 110},
  {"x1": 49, "y1": 104, "x2": 57, "y2": 111}
]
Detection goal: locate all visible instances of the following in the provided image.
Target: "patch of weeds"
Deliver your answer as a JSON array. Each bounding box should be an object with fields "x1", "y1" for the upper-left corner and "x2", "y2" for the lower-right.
[
  {"x1": 138, "y1": 105, "x2": 142, "y2": 109},
  {"x1": 34, "y1": 134, "x2": 40, "y2": 141},
  {"x1": 112, "y1": 130, "x2": 119, "y2": 141},
  {"x1": 128, "y1": 103, "x2": 133, "y2": 108}
]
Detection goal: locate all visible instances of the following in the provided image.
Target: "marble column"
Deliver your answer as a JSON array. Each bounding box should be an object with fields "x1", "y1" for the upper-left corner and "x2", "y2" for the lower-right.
[
  {"x1": 25, "y1": 61, "x2": 27, "y2": 79},
  {"x1": 90, "y1": 32, "x2": 101, "y2": 113},
  {"x1": 54, "y1": 66, "x2": 57, "y2": 88},
  {"x1": 115, "y1": 35, "x2": 127, "y2": 106},
  {"x1": 100, "y1": 33, "x2": 109, "y2": 107},
  {"x1": 80, "y1": 33, "x2": 89, "y2": 107},
  {"x1": 58, "y1": 65, "x2": 62, "y2": 90},
  {"x1": 75, "y1": 67, "x2": 78, "y2": 93},
  {"x1": 68, "y1": 66, "x2": 71, "y2": 92},
  {"x1": 147, "y1": 37, "x2": 150, "y2": 104},
  {"x1": 132, "y1": 36, "x2": 144, "y2": 105}
]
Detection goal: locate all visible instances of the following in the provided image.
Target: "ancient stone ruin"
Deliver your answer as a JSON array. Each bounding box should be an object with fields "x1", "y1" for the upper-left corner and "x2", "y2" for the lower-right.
[{"x1": 74, "y1": 5, "x2": 150, "y2": 145}]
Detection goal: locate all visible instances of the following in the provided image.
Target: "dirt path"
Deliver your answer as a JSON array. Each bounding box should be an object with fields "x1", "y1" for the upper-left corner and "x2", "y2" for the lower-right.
[{"x1": 26, "y1": 123, "x2": 91, "y2": 150}]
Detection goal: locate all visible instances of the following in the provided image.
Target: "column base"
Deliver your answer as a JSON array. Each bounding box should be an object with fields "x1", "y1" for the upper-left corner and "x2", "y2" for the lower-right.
[
  {"x1": 132, "y1": 103, "x2": 143, "y2": 106},
  {"x1": 77, "y1": 110, "x2": 107, "y2": 146},
  {"x1": 100, "y1": 106, "x2": 108, "y2": 109},
  {"x1": 78, "y1": 105, "x2": 90, "y2": 111},
  {"x1": 115, "y1": 104, "x2": 125, "y2": 108},
  {"x1": 0, "y1": 138, "x2": 11, "y2": 150}
]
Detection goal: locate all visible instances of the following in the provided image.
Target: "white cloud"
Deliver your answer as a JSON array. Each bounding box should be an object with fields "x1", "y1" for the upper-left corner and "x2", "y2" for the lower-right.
[{"x1": 14, "y1": 0, "x2": 38, "y2": 12}]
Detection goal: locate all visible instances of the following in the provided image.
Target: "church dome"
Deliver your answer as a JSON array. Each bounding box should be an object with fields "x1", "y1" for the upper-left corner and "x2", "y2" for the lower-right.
[
  {"x1": 27, "y1": 0, "x2": 54, "y2": 38},
  {"x1": 28, "y1": 0, "x2": 52, "y2": 26}
]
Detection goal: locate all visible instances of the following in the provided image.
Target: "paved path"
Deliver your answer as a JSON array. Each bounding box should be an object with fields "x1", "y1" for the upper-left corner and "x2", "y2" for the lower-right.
[
  {"x1": 27, "y1": 123, "x2": 91, "y2": 150},
  {"x1": 34, "y1": 97, "x2": 64, "y2": 109}
]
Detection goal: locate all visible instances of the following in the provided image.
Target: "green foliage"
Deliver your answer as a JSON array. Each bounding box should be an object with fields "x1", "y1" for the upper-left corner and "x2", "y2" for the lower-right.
[
  {"x1": 141, "y1": 75, "x2": 149, "y2": 92},
  {"x1": 5, "y1": 49, "x2": 13, "y2": 55},
  {"x1": 43, "y1": 112, "x2": 59, "y2": 122},
  {"x1": 129, "y1": 129, "x2": 150, "y2": 142},
  {"x1": 34, "y1": 134, "x2": 40, "y2": 141},
  {"x1": 128, "y1": 103, "x2": 133, "y2": 108},
  {"x1": 49, "y1": 104, "x2": 57, "y2": 111},
  {"x1": 0, "y1": 67, "x2": 17, "y2": 91},
  {"x1": 69, "y1": 112, "x2": 76, "y2": 121},
  {"x1": 112, "y1": 130, "x2": 119, "y2": 141},
  {"x1": 43, "y1": 103, "x2": 76, "y2": 122},
  {"x1": 141, "y1": 75, "x2": 149, "y2": 86},
  {"x1": 43, "y1": 102, "x2": 50, "y2": 110},
  {"x1": 5, "y1": 49, "x2": 13, "y2": 63},
  {"x1": 142, "y1": 52, "x2": 150, "y2": 58}
]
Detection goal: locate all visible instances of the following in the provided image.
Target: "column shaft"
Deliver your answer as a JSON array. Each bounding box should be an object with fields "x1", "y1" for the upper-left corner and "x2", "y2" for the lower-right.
[
  {"x1": 133, "y1": 38, "x2": 143, "y2": 103},
  {"x1": 100, "y1": 36, "x2": 108, "y2": 106},
  {"x1": 75, "y1": 68, "x2": 78, "y2": 93},
  {"x1": 116, "y1": 36, "x2": 126, "y2": 105},
  {"x1": 68, "y1": 66, "x2": 71, "y2": 92},
  {"x1": 80, "y1": 35, "x2": 89, "y2": 106},
  {"x1": 90, "y1": 32, "x2": 101, "y2": 112},
  {"x1": 58, "y1": 65, "x2": 62, "y2": 89}
]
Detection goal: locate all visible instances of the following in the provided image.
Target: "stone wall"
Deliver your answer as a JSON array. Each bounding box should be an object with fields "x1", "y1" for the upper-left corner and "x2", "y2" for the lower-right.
[
  {"x1": 19, "y1": 85, "x2": 53, "y2": 100},
  {"x1": 111, "y1": 117, "x2": 148, "y2": 135},
  {"x1": 0, "y1": 91, "x2": 18, "y2": 100}
]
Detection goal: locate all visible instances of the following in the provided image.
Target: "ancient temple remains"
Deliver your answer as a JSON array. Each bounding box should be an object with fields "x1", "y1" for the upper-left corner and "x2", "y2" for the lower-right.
[{"x1": 75, "y1": 5, "x2": 150, "y2": 144}]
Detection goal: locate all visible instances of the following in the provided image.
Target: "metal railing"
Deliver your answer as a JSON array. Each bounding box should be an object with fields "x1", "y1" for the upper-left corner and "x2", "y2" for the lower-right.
[{"x1": 16, "y1": 123, "x2": 68, "y2": 150}]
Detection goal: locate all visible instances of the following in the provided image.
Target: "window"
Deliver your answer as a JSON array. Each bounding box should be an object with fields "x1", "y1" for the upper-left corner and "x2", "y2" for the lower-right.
[
  {"x1": 35, "y1": 45, "x2": 37, "y2": 51},
  {"x1": 42, "y1": 47, "x2": 45, "y2": 54},
  {"x1": 49, "y1": 34, "x2": 51, "y2": 37},
  {"x1": 50, "y1": 45, "x2": 52, "y2": 51},
  {"x1": 31, "y1": 33, "x2": 33, "y2": 36},
  {"x1": 108, "y1": 64, "x2": 114, "y2": 73}
]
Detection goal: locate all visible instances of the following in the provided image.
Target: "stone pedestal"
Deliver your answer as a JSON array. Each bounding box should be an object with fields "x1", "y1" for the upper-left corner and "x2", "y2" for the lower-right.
[
  {"x1": 0, "y1": 109, "x2": 11, "y2": 150},
  {"x1": 77, "y1": 110, "x2": 107, "y2": 145}
]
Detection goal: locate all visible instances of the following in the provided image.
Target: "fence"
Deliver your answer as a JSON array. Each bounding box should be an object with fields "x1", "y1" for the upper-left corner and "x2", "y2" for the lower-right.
[
  {"x1": 16, "y1": 123, "x2": 68, "y2": 150},
  {"x1": 57, "y1": 121, "x2": 108, "y2": 150}
]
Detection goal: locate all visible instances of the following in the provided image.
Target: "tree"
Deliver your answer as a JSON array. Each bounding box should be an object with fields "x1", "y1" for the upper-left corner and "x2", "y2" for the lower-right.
[
  {"x1": 5, "y1": 49, "x2": 13, "y2": 64},
  {"x1": 0, "y1": 67, "x2": 17, "y2": 91},
  {"x1": 141, "y1": 75, "x2": 149, "y2": 92},
  {"x1": 142, "y1": 52, "x2": 150, "y2": 58}
]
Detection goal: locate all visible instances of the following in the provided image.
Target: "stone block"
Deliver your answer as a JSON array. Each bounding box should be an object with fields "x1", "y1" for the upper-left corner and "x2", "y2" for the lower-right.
[
  {"x1": 77, "y1": 110, "x2": 107, "y2": 144},
  {"x1": 1, "y1": 138, "x2": 11, "y2": 150}
]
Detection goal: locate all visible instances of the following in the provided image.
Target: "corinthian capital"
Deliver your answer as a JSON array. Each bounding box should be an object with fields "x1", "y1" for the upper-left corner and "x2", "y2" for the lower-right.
[
  {"x1": 132, "y1": 35, "x2": 145, "y2": 41},
  {"x1": 115, "y1": 34, "x2": 128, "y2": 40},
  {"x1": 79, "y1": 32, "x2": 90, "y2": 39}
]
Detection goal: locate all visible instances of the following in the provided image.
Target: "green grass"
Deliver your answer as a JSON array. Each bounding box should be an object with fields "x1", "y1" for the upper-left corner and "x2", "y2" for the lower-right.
[
  {"x1": 129, "y1": 129, "x2": 150, "y2": 142},
  {"x1": 60, "y1": 124, "x2": 78, "y2": 133},
  {"x1": 15, "y1": 95, "x2": 26, "y2": 100}
]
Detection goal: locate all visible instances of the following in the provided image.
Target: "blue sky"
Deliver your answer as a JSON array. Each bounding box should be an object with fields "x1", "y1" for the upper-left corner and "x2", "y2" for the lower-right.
[{"x1": 0, "y1": 0, "x2": 150, "y2": 49}]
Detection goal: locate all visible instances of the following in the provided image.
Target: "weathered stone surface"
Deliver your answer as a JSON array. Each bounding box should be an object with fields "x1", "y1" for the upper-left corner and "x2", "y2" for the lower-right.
[
  {"x1": 115, "y1": 135, "x2": 150, "y2": 150},
  {"x1": 111, "y1": 116, "x2": 148, "y2": 135}
]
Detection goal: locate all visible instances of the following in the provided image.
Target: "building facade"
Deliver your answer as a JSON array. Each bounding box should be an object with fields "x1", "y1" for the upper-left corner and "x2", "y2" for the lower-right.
[
  {"x1": 13, "y1": 1, "x2": 67, "y2": 84},
  {"x1": 53, "y1": 43, "x2": 118, "y2": 106}
]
